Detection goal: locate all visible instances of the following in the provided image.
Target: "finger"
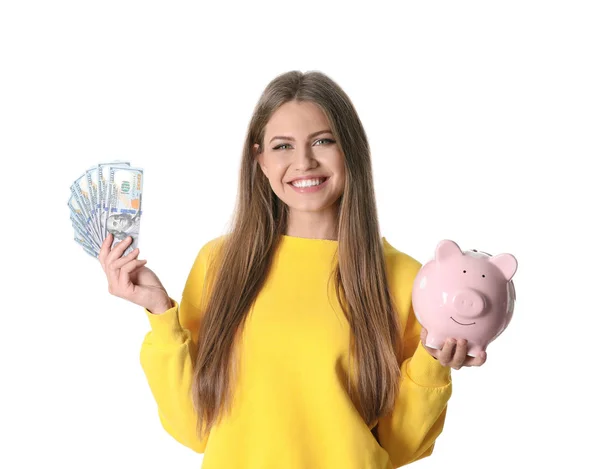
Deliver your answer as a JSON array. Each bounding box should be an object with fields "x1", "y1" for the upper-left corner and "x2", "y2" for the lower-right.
[
  {"x1": 126, "y1": 261, "x2": 148, "y2": 277},
  {"x1": 463, "y1": 350, "x2": 487, "y2": 367},
  {"x1": 120, "y1": 258, "x2": 147, "y2": 275},
  {"x1": 117, "y1": 259, "x2": 147, "y2": 294},
  {"x1": 105, "y1": 241, "x2": 126, "y2": 293},
  {"x1": 437, "y1": 339, "x2": 456, "y2": 366},
  {"x1": 106, "y1": 236, "x2": 134, "y2": 265},
  {"x1": 110, "y1": 248, "x2": 140, "y2": 270},
  {"x1": 450, "y1": 339, "x2": 468, "y2": 370},
  {"x1": 420, "y1": 327, "x2": 428, "y2": 343},
  {"x1": 106, "y1": 246, "x2": 121, "y2": 285},
  {"x1": 98, "y1": 233, "x2": 113, "y2": 268}
]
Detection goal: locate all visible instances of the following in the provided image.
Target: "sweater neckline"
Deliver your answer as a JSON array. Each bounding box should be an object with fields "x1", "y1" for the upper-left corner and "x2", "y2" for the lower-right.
[
  {"x1": 281, "y1": 234, "x2": 339, "y2": 243},
  {"x1": 279, "y1": 234, "x2": 390, "y2": 250},
  {"x1": 278, "y1": 234, "x2": 338, "y2": 255}
]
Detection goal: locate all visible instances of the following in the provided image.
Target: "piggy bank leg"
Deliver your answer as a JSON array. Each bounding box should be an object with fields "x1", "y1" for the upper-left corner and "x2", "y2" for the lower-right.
[
  {"x1": 424, "y1": 335, "x2": 445, "y2": 351},
  {"x1": 467, "y1": 343, "x2": 485, "y2": 358}
]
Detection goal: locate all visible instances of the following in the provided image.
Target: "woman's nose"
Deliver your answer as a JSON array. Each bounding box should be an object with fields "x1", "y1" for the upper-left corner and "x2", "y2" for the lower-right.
[{"x1": 293, "y1": 147, "x2": 318, "y2": 168}]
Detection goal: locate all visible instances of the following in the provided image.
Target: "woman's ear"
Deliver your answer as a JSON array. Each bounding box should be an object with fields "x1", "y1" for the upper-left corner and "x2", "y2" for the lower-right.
[
  {"x1": 253, "y1": 143, "x2": 261, "y2": 161},
  {"x1": 254, "y1": 144, "x2": 266, "y2": 174}
]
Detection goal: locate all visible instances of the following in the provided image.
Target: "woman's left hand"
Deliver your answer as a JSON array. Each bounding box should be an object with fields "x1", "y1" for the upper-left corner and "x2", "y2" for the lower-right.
[{"x1": 420, "y1": 328, "x2": 487, "y2": 370}]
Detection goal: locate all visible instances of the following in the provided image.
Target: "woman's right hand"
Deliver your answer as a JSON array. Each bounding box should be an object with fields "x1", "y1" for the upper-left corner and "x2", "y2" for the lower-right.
[{"x1": 99, "y1": 233, "x2": 172, "y2": 314}]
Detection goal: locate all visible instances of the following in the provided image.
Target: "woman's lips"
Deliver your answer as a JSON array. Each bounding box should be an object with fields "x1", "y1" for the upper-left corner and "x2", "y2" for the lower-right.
[{"x1": 288, "y1": 177, "x2": 330, "y2": 193}]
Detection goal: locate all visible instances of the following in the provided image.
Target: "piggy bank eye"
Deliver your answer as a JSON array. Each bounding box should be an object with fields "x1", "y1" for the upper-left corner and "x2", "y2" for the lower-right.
[
  {"x1": 482, "y1": 274, "x2": 486, "y2": 278},
  {"x1": 463, "y1": 270, "x2": 466, "y2": 273}
]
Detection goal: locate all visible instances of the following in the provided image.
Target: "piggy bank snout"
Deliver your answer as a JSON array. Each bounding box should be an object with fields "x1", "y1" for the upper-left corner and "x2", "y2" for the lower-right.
[{"x1": 452, "y1": 289, "x2": 486, "y2": 317}]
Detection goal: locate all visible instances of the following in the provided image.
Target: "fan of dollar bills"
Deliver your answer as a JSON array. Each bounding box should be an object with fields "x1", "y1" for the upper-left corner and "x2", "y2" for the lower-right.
[{"x1": 69, "y1": 161, "x2": 143, "y2": 259}]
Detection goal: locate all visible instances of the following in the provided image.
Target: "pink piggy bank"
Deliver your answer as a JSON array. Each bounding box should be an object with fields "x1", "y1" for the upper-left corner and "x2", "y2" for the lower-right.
[{"x1": 412, "y1": 240, "x2": 518, "y2": 357}]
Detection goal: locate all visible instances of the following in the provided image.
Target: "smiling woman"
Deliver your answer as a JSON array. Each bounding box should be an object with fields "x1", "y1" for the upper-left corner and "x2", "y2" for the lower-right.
[
  {"x1": 138, "y1": 70, "x2": 453, "y2": 469},
  {"x1": 254, "y1": 100, "x2": 347, "y2": 240}
]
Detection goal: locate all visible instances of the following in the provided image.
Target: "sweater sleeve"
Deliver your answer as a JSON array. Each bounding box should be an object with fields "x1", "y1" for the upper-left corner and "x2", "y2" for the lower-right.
[
  {"x1": 138, "y1": 241, "x2": 217, "y2": 454},
  {"x1": 376, "y1": 257, "x2": 453, "y2": 468}
]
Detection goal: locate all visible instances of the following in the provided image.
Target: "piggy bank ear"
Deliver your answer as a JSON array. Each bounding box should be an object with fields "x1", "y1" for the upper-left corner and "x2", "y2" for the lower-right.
[
  {"x1": 434, "y1": 239, "x2": 463, "y2": 263},
  {"x1": 489, "y1": 253, "x2": 518, "y2": 281}
]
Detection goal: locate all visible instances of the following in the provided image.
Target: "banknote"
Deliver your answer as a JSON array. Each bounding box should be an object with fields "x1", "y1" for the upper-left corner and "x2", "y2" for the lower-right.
[
  {"x1": 68, "y1": 192, "x2": 100, "y2": 247},
  {"x1": 69, "y1": 161, "x2": 143, "y2": 260},
  {"x1": 85, "y1": 166, "x2": 103, "y2": 243},
  {"x1": 71, "y1": 172, "x2": 103, "y2": 247},
  {"x1": 74, "y1": 231, "x2": 99, "y2": 258},
  {"x1": 105, "y1": 165, "x2": 143, "y2": 257},
  {"x1": 70, "y1": 212, "x2": 97, "y2": 249},
  {"x1": 98, "y1": 160, "x2": 131, "y2": 240}
]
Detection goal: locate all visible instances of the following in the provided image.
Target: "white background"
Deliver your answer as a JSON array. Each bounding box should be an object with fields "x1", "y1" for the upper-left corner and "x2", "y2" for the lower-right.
[{"x1": 1, "y1": 1, "x2": 598, "y2": 468}]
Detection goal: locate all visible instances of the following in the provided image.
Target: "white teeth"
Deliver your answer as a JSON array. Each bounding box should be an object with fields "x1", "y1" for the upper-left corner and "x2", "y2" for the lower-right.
[{"x1": 291, "y1": 177, "x2": 326, "y2": 188}]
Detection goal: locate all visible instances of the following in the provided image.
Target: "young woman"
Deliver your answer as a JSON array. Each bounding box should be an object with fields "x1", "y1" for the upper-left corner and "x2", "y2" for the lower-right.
[{"x1": 99, "y1": 70, "x2": 486, "y2": 468}]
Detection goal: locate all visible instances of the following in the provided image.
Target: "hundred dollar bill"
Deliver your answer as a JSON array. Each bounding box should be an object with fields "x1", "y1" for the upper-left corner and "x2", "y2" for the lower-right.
[
  {"x1": 85, "y1": 166, "x2": 103, "y2": 243},
  {"x1": 68, "y1": 192, "x2": 100, "y2": 249},
  {"x1": 74, "y1": 231, "x2": 99, "y2": 258},
  {"x1": 71, "y1": 173, "x2": 103, "y2": 247},
  {"x1": 98, "y1": 161, "x2": 130, "y2": 241},
  {"x1": 105, "y1": 165, "x2": 143, "y2": 256},
  {"x1": 68, "y1": 192, "x2": 97, "y2": 247},
  {"x1": 70, "y1": 213, "x2": 97, "y2": 249},
  {"x1": 73, "y1": 228, "x2": 98, "y2": 255}
]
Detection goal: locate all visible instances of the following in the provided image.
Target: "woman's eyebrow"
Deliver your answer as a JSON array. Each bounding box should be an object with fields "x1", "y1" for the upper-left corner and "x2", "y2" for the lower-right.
[{"x1": 269, "y1": 129, "x2": 332, "y2": 143}]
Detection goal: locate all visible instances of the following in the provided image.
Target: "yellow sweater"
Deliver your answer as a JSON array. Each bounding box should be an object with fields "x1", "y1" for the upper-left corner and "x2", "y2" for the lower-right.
[{"x1": 140, "y1": 234, "x2": 452, "y2": 468}]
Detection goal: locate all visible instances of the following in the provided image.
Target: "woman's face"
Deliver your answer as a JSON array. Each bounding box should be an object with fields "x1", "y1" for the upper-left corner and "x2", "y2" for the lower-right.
[{"x1": 254, "y1": 100, "x2": 346, "y2": 216}]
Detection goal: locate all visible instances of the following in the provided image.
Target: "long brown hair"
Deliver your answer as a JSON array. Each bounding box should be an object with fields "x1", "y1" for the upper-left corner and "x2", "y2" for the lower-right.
[{"x1": 191, "y1": 70, "x2": 403, "y2": 440}]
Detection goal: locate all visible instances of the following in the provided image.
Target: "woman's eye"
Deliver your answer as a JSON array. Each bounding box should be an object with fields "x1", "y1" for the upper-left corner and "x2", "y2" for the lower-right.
[{"x1": 272, "y1": 138, "x2": 335, "y2": 151}]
